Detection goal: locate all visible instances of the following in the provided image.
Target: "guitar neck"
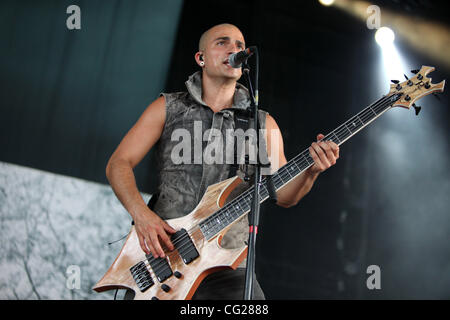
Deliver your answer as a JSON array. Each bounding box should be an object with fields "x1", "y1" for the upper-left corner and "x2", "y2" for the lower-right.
[{"x1": 200, "y1": 93, "x2": 403, "y2": 240}]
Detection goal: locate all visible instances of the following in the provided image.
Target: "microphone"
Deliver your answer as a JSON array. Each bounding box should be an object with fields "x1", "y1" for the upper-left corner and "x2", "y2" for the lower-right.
[{"x1": 228, "y1": 46, "x2": 256, "y2": 68}]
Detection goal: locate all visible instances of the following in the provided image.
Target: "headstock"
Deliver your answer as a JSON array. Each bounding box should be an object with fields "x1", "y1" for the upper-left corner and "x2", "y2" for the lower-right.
[{"x1": 388, "y1": 66, "x2": 445, "y2": 115}]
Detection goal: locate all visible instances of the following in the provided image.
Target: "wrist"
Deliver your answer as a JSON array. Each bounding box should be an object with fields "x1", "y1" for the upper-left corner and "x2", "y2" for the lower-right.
[
  {"x1": 130, "y1": 202, "x2": 150, "y2": 220},
  {"x1": 306, "y1": 166, "x2": 321, "y2": 178}
]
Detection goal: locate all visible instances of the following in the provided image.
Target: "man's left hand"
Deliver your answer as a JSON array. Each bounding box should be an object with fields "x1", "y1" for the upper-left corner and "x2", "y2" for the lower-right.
[{"x1": 308, "y1": 133, "x2": 339, "y2": 175}]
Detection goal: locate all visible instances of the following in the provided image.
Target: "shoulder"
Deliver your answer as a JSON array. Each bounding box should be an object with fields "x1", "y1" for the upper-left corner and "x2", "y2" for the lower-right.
[
  {"x1": 265, "y1": 113, "x2": 281, "y2": 131},
  {"x1": 138, "y1": 95, "x2": 166, "y2": 128},
  {"x1": 159, "y1": 91, "x2": 189, "y2": 106}
]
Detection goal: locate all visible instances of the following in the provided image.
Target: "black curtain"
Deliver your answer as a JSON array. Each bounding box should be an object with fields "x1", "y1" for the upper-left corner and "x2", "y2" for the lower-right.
[{"x1": 0, "y1": 0, "x2": 183, "y2": 192}]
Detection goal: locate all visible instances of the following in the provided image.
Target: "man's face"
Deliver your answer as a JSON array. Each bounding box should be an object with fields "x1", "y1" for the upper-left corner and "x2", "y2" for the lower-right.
[{"x1": 200, "y1": 25, "x2": 246, "y2": 81}]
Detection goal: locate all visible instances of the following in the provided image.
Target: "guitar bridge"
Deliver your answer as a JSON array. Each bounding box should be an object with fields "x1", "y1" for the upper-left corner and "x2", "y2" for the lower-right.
[{"x1": 129, "y1": 261, "x2": 154, "y2": 292}]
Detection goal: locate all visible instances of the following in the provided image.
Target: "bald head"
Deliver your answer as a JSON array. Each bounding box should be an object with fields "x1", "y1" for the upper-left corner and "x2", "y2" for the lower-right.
[{"x1": 198, "y1": 23, "x2": 243, "y2": 51}]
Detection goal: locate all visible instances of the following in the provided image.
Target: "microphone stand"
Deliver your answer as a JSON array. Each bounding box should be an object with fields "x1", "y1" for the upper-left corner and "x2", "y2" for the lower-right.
[{"x1": 242, "y1": 48, "x2": 262, "y2": 300}]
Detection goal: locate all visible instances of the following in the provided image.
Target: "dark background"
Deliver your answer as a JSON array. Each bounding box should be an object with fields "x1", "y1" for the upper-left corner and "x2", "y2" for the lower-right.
[{"x1": 1, "y1": 0, "x2": 449, "y2": 299}]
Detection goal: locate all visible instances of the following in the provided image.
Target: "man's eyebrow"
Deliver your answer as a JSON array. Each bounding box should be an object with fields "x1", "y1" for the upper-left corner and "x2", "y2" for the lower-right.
[
  {"x1": 213, "y1": 36, "x2": 229, "y2": 42},
  {"x1": 213, "y1": 36, "x2": 245, "y2": 46}
]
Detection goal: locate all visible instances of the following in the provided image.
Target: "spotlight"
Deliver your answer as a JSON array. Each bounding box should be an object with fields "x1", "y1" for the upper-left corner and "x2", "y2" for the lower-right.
[
  {"x1": 375, "y1": 27, "x2": 395, "y2": 47},
  {"x1": 319, "y1": 0, "x2": 335, "y2": 6}
]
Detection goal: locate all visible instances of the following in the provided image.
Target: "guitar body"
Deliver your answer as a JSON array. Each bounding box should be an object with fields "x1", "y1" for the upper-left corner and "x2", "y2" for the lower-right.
[{"x1": 93, "y1": 175, "x2": 248, "y2": 300}]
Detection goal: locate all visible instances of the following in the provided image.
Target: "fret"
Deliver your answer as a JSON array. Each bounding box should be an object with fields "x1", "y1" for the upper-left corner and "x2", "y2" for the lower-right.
[
  {"x1": 358, "y1": 109, "x2": 374, "y2": 124},
  {"x1": 292, "y1": 160, "x2": 301, "y2": 171},
  {"x1": 228, "y1": 202, "x2": 239, "y2": 220},
  {"x1": 288, "y1": 162, "x2": 297, "y2": 174},
  {"x1": 368, "y1": 106, "x2": 378, "y2": 116},
  {"x1": 356, "y1": 114, "x2": 366, "y2": 125},
  {"x1": 271, "y1": 174, "x2": 283, "y2": 189},
  {"x1": 212, "y1": 219, "x2": 220, "y2": 233},
  {"x1": 279, "y1": 169, "x2": 291, "y2": 183},
  {"x1": 222, "y1": 208, "x2": 233, "y2": 225},
  {"x1": 259, "y1": 183, "x2": 269, "y2": 199},
  {"x1": 234, "y1": 200, "x2": 245, "y2": 216},
  {"x1": 244, "y1": 198, "x2": 251, "y2": 211},
  {"x1": 241, "y1": 195, "x2": 251, "y2": 207},
  {"x1": 302, "y1": 154, "x2": 311, "y2": 166},
  {"x1": 345, "y1": 116, "x2": 364, "y2": 134},
  {"x1": 292, "y1": 158, "x2": 302, "y2": 172},
  {"x1": 284, "y1": 167, "x2": 293, "y2": 179},
  {"x1": 278, "y1": 173, "x2": 285, "y2": 184},
  {"x1": 335, "y1": 124, "x2": 350, "y2": 141},
  {"x1": 330, "y1": 132, "x2": 341, "y2": 144}
]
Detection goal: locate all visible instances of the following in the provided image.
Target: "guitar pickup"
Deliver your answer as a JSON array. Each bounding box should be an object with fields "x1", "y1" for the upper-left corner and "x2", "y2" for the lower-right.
[
  {"x1": 146, "y1": 254, "x2": 173, "y2": 283},
  {"x1": 171, "y1": 228, "x2": 199, "y2": 264},
  {"x1": 130, "y1": 261, "x2": 154, "y2": 292}
]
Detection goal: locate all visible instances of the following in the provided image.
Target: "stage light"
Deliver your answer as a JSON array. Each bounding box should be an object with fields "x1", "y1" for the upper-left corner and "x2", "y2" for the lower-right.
[
  {"x1": 319, "y1": 0, "x2": 335, "y2": 6},
  {"x1": 375, "y1": 27, "x2": 395, "y2": 47}
]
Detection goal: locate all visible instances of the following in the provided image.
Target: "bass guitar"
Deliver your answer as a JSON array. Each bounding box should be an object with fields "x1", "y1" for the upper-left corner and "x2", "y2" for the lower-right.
[{"x1": 93, "y1": 66, "x2": 445, "y2": 300}]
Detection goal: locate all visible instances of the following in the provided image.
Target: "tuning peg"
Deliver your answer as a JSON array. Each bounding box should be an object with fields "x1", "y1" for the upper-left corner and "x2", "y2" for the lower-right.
[
  {"x1": 404, "y1": 74, "x2": 409, "y2": 80},
  {"x1": 412, "y1": 103, "x2": 421, "y2": 116},
  {"x1": 411, "y1": 69, "x2": 419, "y2": 74},
  {"x1": 391, "y1": 80, "x2": 399, "y2": 84}
]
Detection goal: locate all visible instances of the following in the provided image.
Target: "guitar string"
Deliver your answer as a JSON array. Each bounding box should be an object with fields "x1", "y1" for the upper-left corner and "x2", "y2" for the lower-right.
[
  {"x1": 137, "y1": 96, "x2": 397, "y2": 280},
  {"x1": 142, "y1": 93, "x2": 396, "y2": 275},
  {"x1": 151, "y1": 94, "x2": 396, "y2": 269},
  {"x1": 143, "y1": 227, "x2": 204, "y2": 277},
  {"x1": 163, "y1": 93, "x2": 394, "y2": 247},
  {"x1": 199, "y1": 93, "x2": 395, "y2": 233},
  {"x1": 136, "y1": 93, "x2": 399, "y2": 278}
]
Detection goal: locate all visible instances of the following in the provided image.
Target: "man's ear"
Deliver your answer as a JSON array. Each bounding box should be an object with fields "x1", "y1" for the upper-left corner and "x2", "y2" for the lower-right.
[{"x1": 195, "y1": 52, "x2": 204, "y2": 67}]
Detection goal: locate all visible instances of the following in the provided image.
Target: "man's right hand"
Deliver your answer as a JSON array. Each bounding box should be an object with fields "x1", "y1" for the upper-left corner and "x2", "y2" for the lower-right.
[{"x1": 133, "y1": 207, "x2": 176, "y2": 258}]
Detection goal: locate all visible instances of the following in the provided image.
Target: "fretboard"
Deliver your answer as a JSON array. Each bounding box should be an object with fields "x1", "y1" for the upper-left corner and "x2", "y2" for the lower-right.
[{"x1": 199, "y1": 93, "x2": 402, "y2": 240}]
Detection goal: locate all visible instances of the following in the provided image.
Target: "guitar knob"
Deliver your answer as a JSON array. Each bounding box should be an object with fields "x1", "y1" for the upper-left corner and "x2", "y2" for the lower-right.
[
  {"x1": 151, "y1": 296, "x2": 159, "y2": 300},
  {"x1": 174, "y1": 271, "x2": 182, "y2": 279},
  {"x1": 161, "y1": 284, "x2": 171, "y2": 292}
]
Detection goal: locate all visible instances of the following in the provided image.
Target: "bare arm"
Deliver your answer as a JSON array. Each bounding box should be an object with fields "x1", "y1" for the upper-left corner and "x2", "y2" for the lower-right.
[
  {"x1": 106, "y1": 96, "x2": 176, "y2": 258},
  {"x1": 265, "y1": 114, "x2": 339, "y2": 208}
]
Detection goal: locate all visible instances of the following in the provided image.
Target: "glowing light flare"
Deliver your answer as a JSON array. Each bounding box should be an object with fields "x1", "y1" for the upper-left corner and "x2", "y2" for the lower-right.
[
  {"x1": 319, "y1": 0, "x2": 335, "y2": 6},
  {"x1": 375, "y1": 27, "x2": 395, "y2": 47}
]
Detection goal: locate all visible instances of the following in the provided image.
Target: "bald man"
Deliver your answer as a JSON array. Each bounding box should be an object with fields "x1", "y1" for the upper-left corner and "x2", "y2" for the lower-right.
[{"x1": 106, "y1": 23, "x2": 339, "y2": 300}]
